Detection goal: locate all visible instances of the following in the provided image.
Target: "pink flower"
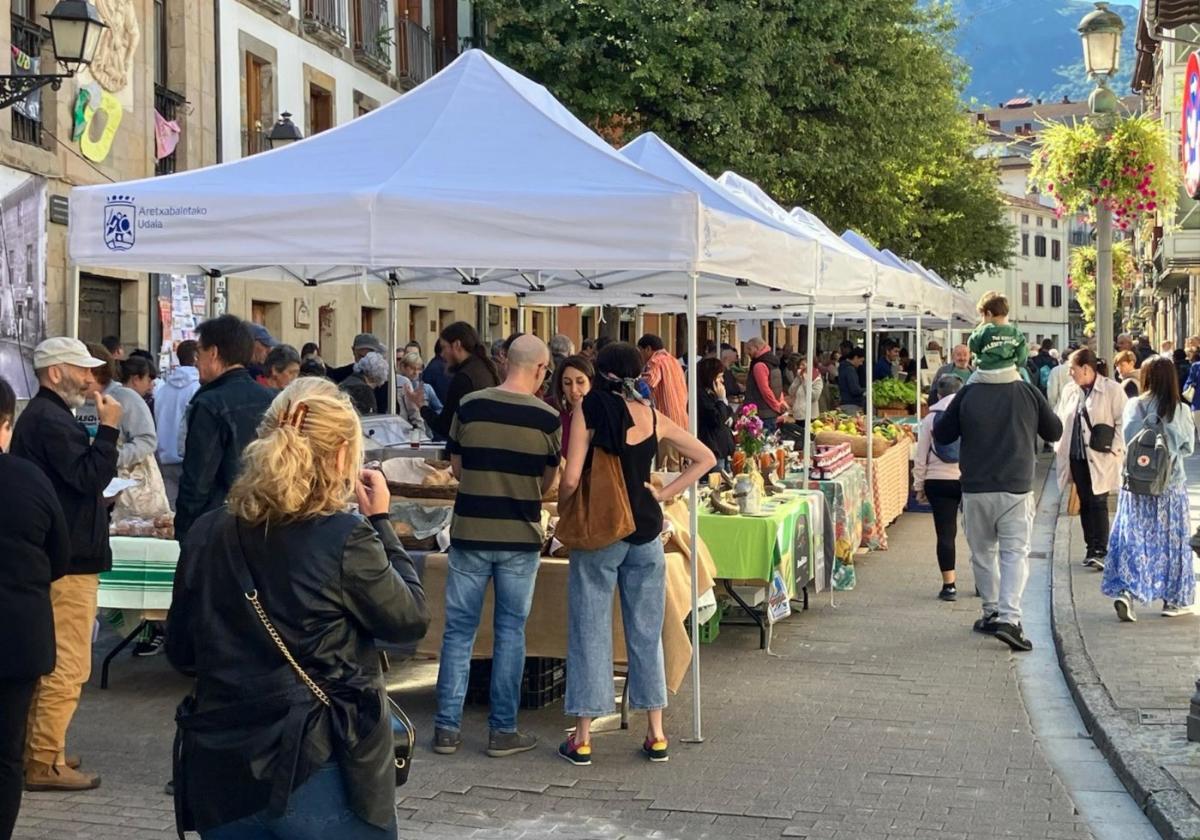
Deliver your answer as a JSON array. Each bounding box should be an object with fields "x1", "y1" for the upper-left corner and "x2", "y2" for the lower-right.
[
  {"x1": 1148, "y1": 201, "x2": 1158, "y2": 210},
  {"x1": 1047, "y1": 183, "x2": 1054, "y2": 191},
  {"x1": 1100, "y1": 178, "x2": 1110, "y2": 187},
  {"x1": 1130, "y1": 150, "x2": 1139, "y2": 157}
]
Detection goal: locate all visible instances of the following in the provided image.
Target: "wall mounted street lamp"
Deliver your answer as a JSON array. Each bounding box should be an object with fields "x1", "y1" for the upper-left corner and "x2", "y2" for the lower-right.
[
  {"x1": 0, "y1": 0, "x2": 107, "y2": 110},
  {"x1": 266, "y1": 112, "x2": 304, "y2": 149}
]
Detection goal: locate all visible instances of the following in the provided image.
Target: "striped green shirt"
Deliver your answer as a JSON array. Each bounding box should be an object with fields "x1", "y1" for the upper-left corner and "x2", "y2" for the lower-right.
[{"x1": 447, "y1": 388, "x2": 561, "y2": 551}]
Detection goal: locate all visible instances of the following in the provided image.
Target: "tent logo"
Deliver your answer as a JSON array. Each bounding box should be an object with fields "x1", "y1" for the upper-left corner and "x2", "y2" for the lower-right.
[{"x1": 103, "y1": 195, "x2": 136, "y2": 251}]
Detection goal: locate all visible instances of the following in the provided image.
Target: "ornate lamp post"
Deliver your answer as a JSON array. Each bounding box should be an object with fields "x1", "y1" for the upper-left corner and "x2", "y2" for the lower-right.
[
  {"x1": 1078, "y1": 2, "x2": 1125, "y2": 363},
  {"x1": 0, "y1": 0, "x2": 107, "y2": 110}
]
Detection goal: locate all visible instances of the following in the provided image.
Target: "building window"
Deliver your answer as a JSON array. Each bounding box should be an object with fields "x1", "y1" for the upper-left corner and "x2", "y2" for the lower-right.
[
  {"x1": 243, "y1": 51, "x2": 275, "y2": 156},
  {"x1": 1034, "y1": 235, "x2": 1047, "y2": 257},
  {"x1": 1036, "y1": 284, "x2": 1044, "y2": 307},
  {"x1": 1051, "y1": 218, "x2": 1059, "y2": 229},
  {"x1": 1021, "y1": 233, "x2": 1029, "y2": 256},
  {"x1": 1051, "y1": 240, "x2": 1061, "y2": 261},
  {"x1": 1021, "y1": 282, "x2": 1029, "y2": 307},
  {"x1": 361, "y1": 306, "x2": 383, "y2": 335},
  {"x1": 1036, "y1": 216, "x2": 1044, "y2": 227},
  {"x1": 10, "y1": 2, "x2": 45, "y2": 147},
  {"x1": 1051, "y1": 286, "x2": 1063, "y2": 307},
  {"x1": 308, "y1": 81, "x2": 334, "y2": 135},
  {"x1": 1021, "y1": 213, "x2": 1029, "y2": 225}
]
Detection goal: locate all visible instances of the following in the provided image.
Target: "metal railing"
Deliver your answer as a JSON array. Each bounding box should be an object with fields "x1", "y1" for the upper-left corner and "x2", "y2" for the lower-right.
[
  {"x1": 433, "y1": 36, "x2": 459, "y2": 72},
  {"x1": 154, "y1": 84, "x2": 186, "y2": 175},
  {"x1": 302, "y1": 0, "x2": 346, "y2": 40},
  {"x1": 351, "y1": 0, "x2": 389, "y2": 68},
  {"x1": 10, "y1": 15, "x2": 44, "y2": 147},
  {"x1": 396, "y1": 18, "x2": 432, "y2": 85}
]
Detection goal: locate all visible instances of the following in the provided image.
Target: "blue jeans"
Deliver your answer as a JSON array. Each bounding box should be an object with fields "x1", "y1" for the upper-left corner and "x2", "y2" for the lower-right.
[
  {"x1": 566, "y1": 540, "x2": 667, "y2": 717},
  {"x1": 435, "y1": 546, "x2": 539, "y2": 733},
  {"x1": 201, "y1": 762, "x2": 395, "y2": 839}
]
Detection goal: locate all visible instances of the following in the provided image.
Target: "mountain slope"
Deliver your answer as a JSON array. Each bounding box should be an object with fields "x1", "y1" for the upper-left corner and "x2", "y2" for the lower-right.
[{"x1": 953, "y1": 0, "x2": 1138, "y2": 106}]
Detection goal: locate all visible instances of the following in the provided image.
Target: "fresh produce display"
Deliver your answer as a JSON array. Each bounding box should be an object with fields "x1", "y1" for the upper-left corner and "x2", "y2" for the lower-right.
[{"x1": 872, "y1": 379, "x2": 923, "y2": 409}]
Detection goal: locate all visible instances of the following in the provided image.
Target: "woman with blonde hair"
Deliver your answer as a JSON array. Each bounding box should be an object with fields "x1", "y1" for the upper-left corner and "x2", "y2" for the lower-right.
[{"x1": 166, "y1": 377, "x2": 428, "y2": 839}]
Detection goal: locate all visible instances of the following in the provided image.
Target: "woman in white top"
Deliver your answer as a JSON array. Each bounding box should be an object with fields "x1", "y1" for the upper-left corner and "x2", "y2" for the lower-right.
[
  {"x1": 786, "y1": 355, "x2": 823, "y2": 423},
  {"x1": 914, "y1": 375, "x2": 964, "y2": 601}
]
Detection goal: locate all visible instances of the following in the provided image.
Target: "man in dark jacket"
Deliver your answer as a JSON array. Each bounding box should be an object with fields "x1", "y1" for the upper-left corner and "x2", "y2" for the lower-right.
[
  {"x1": 1029, "y1": 339, "x2": 1057, "y2": 395},
  {"x1": 933, "y1": 377, "x2": 1062, "y2": 653},
  {"x1": 837, "y1": 348, "x2": 867, "y2": 413},
  {"x1": 10, "y1": 338, "x2": 121, "y2": 792},
  {"x1": 176, "y1": 316, "x2": 274, "y2": 541},
  {"x1": 0, "y1": 374, "x2": 71, "y2": 827},
  {"x1": 406, "y1": 323, "x2": 500, "y2": 440}
]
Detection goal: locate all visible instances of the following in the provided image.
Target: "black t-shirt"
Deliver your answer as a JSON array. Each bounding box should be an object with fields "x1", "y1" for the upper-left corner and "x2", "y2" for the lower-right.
[{"x1": 582, "y1": 390, "x2": 663, "y2": 545}]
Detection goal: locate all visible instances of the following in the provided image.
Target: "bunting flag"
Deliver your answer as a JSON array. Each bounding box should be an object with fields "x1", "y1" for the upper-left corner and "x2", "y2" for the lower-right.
[{"x1": 154, "y1": 109, "x2": 181, "y2": 161}]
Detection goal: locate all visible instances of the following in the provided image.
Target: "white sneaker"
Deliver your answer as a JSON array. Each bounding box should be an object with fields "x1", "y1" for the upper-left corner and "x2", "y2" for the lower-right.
[
  {"x1": 1162, "y1": 604, "x2": 1194, "y2": 618},
  {"x1": 1114, "y1": 593, "x2": 1136, "y2": 622}
]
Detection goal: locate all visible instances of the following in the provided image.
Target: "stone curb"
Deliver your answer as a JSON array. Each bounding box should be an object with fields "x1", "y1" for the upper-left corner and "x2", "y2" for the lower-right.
[{"x1": 1048, "y1": 489, "x2": 1200, "y2": 840}]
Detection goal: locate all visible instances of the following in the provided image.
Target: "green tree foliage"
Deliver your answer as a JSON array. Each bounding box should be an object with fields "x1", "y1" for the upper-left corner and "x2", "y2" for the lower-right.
[{"x1": 476, "y1": 0, "x2": 1012, "y2": 285}]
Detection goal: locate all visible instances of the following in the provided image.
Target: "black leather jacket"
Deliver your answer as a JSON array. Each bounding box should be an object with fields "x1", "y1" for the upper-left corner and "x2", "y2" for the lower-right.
[
  {"x1": 175, "y1": 368, "x2": 274, "y2": 540},
  {"x1": 166, "y1": 508, "x2": 428, "y2": 832}
]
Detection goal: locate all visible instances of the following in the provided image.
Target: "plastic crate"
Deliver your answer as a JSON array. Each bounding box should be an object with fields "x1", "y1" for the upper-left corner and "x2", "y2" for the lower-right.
[{"x1": 466, "y1": 657, "x2": 566, "y2": 710}]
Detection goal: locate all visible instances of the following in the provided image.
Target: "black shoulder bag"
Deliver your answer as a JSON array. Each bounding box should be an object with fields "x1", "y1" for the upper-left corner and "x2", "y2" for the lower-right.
[{"x1": 1081, "y1": 404, "x2": 1116, "y2": 454}]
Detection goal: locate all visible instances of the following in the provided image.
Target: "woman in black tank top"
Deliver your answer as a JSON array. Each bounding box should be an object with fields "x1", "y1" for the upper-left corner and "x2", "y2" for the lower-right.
[{"x1": 557, "y1": 343, "x2": 715, "y2": 768}]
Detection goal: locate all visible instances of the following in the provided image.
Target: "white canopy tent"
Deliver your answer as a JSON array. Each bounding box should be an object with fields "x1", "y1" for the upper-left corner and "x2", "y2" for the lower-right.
[{"x1": 70, "y1": 49, "x2": 832, "y2": 744}]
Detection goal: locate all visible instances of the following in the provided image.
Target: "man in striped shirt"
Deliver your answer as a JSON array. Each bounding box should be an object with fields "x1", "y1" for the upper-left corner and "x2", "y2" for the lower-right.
[{"x1": 433, "y1": 335, "x2": 561, "y2": 759}]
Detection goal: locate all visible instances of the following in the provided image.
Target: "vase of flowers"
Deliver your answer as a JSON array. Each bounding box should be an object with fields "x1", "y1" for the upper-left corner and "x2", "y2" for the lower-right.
[{"x1": 732, "y1": 405, "x2": 767, "y2": 514}]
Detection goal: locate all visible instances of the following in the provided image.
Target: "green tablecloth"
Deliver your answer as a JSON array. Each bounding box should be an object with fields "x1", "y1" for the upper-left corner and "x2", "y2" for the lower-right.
[
  {"x1": 699, "y1": 494, "x2": 809, "y2": 596},
  {"x1": 99, "y1": 536, "x2": 179, "y2": 612}
]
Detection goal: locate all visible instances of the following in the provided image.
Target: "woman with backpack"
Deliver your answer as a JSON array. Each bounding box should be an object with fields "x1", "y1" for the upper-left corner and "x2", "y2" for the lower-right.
[
  {"x1": 1055, "y1": 348, "x2": 1128, "y2": 572},
  {"x1": 914, "y1": 375, "x2": 964, "y2": 601},
  {"x1": 1103, "y1": 355, "x2": 1196, "y2": 621}
]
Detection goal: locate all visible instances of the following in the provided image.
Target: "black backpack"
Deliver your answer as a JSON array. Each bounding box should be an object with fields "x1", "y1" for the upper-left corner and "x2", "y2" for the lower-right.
[
  {"x1": 1123, "y1": 412, "x2": 1172, "y2": 496},
  {"x1": 928, "y1": 408, "x2": 959, "y2": 463}
]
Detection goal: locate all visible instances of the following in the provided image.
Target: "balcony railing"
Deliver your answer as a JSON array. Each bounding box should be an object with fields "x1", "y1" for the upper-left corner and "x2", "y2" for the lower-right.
[
  {"x1": 302, "y1": 0, "x2": 346, "y2": 44},
  {"x1": 351, "y1": 0, "x2": 390, "y2": 70},
  {"x1": 396, "y1": 18, "x2": 432, "y2": 85},
  {"x1": 10, "y1": 14, "x2": 45, "y2": 147},
  {"x1": 433, "y1": 36, "x2": 460, "y2": 72},
  {"x1": 155, "y1": 84, "x2": 186, "y2": 175}
]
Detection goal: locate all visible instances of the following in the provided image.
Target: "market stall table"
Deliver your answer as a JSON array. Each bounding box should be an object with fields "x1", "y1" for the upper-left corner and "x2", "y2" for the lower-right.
[
  {"x1": 857, "y1": 436, "x2": 912, "y2": 530},
  {"x1": 415, "y1": 548, "x2": 713, "y2": 695},
  {"x1": 785, "y1": 463, "x2": 877, "y2": 590},
  {"x1": 97, "y1": 536, "x2": 179, "y2": 688},
  {"x1": 698, "y1": 492, "x2": 822, "y2": 649}
]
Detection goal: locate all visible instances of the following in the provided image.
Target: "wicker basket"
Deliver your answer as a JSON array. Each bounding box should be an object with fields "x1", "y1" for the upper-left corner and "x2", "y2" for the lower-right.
[
  {"x1": 814, "y1": 430, "x2": 893, "y2": 458},
  {"x1": 386, "y1": 482, "x2": 458, "y2": 500}
]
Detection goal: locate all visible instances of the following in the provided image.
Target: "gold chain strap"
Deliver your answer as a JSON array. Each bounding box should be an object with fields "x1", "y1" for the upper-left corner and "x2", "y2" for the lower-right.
[{"x1": 245, "y1": 590, "x2": 331, "y2": 708}]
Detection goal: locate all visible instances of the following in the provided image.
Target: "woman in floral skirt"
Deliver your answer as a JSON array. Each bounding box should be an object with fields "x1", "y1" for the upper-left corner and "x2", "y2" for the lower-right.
[{"x1": 1103, "y1": 356, "x2": 1196, "y2": 621}]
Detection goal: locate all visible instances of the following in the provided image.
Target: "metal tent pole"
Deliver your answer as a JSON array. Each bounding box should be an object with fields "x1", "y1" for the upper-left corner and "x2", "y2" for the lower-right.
[
  {"x1": 387, "y1": 274, "x2": 399, "y2": 416},
  {"x1": 865, "y1": 294, "x2": 874, "y2": 495},
  {"x1": 915, "y1": 312, "x2": 923, "y2": 397},
  {"x1": 803, "y1": 300, "x2": 816, "y2": 484},
  {"x1": 684, "y1": 271, "x2": 704, "y2": 744}
]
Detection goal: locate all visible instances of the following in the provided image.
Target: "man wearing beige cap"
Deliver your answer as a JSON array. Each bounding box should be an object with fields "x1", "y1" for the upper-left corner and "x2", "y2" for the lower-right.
[{"x1": 10, "y1": 337, "x2": 122, "y2": 791}]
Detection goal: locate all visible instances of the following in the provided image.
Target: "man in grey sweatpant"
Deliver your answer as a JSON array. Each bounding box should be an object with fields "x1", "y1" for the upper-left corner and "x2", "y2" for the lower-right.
[{"x1": 933, "y1": 375, "x2": 1062, "y2": 651}]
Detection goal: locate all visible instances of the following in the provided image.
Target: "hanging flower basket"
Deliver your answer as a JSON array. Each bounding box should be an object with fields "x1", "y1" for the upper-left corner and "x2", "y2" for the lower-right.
[
  {"x1": 1068, "y1": 241, "x2": 1133, "y2": 334},
  {"x1": 1029, "y1": 114, "x2": 1178, "y2": 233}
]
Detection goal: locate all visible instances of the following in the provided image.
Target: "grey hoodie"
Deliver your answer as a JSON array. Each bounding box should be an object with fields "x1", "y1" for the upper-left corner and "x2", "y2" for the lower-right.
[
  {"x1": 154, "y1": 364, "x2": 200, "y2": 465},
  {"x1": 78, "y1": 382, "x2": 157, "y2": 470}
]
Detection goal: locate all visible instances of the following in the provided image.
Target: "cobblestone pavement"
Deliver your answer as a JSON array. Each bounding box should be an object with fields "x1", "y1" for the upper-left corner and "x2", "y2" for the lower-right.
[
  {"x1": 13, "y1": 505, "x2": 1097, "y2": 839},
  {"x1": 1061, "y1": 453, "x2": 1200, "y2": 815}
]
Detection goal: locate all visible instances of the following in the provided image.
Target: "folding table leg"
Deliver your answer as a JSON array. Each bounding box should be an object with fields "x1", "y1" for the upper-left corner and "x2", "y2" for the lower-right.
[
  {"x1": 100, "y1": 620, "x2": 148, "y2": 690},
  {"x1": 619, "y1": 673, "x2": 629, "y2": 730},
  {"x1": 721, "y1": 580, "x2": 768, "y2": 650}
]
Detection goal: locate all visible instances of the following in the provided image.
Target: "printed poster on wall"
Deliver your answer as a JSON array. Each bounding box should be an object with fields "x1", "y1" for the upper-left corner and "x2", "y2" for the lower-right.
[{"x1": 0, "y1": 166, "x2": 47, "y2": 399}]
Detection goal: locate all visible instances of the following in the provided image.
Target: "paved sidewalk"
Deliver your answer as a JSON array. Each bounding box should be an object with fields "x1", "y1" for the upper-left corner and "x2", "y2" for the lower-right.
[
  {"x1": 14, "y1": 511, "x2": 1096, "y2": 839},
  {"x1": 1051, "y1": 452, "x2": 1200, "y2": 839}
]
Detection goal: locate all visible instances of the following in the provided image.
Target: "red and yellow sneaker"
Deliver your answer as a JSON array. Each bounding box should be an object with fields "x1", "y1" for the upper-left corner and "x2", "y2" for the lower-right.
[
  {"x1": 642, "y1": 737, "x2": 669, "y2": 762},
  {"x1": 558, "y1": 736, "x2": 592, "y2": 766}
]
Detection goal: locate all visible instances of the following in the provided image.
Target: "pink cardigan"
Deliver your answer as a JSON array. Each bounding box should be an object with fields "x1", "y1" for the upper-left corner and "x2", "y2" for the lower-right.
[{"x1": 913, "y1": 394, "x2": 961, "y2": 489}]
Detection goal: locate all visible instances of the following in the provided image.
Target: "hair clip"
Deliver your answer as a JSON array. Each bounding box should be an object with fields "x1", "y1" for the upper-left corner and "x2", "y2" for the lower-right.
[{"x1": 284, "y1": 402, "x2": 309, "y2": 430}]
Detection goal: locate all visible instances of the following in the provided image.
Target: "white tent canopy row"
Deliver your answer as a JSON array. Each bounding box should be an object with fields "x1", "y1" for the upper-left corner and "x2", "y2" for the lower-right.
[{"x1": 65, "y1": 48, "x2": 956, "y2": 743}]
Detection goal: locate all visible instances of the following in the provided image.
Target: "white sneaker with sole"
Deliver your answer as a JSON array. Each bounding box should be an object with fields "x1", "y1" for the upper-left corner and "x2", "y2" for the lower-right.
[
  {"x1": 1162, "y1": 604, "x2": 1194, "y2": 618},
  {"x1": 1114, "y1": 593, "x2": 1136, "y2": 623}
]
